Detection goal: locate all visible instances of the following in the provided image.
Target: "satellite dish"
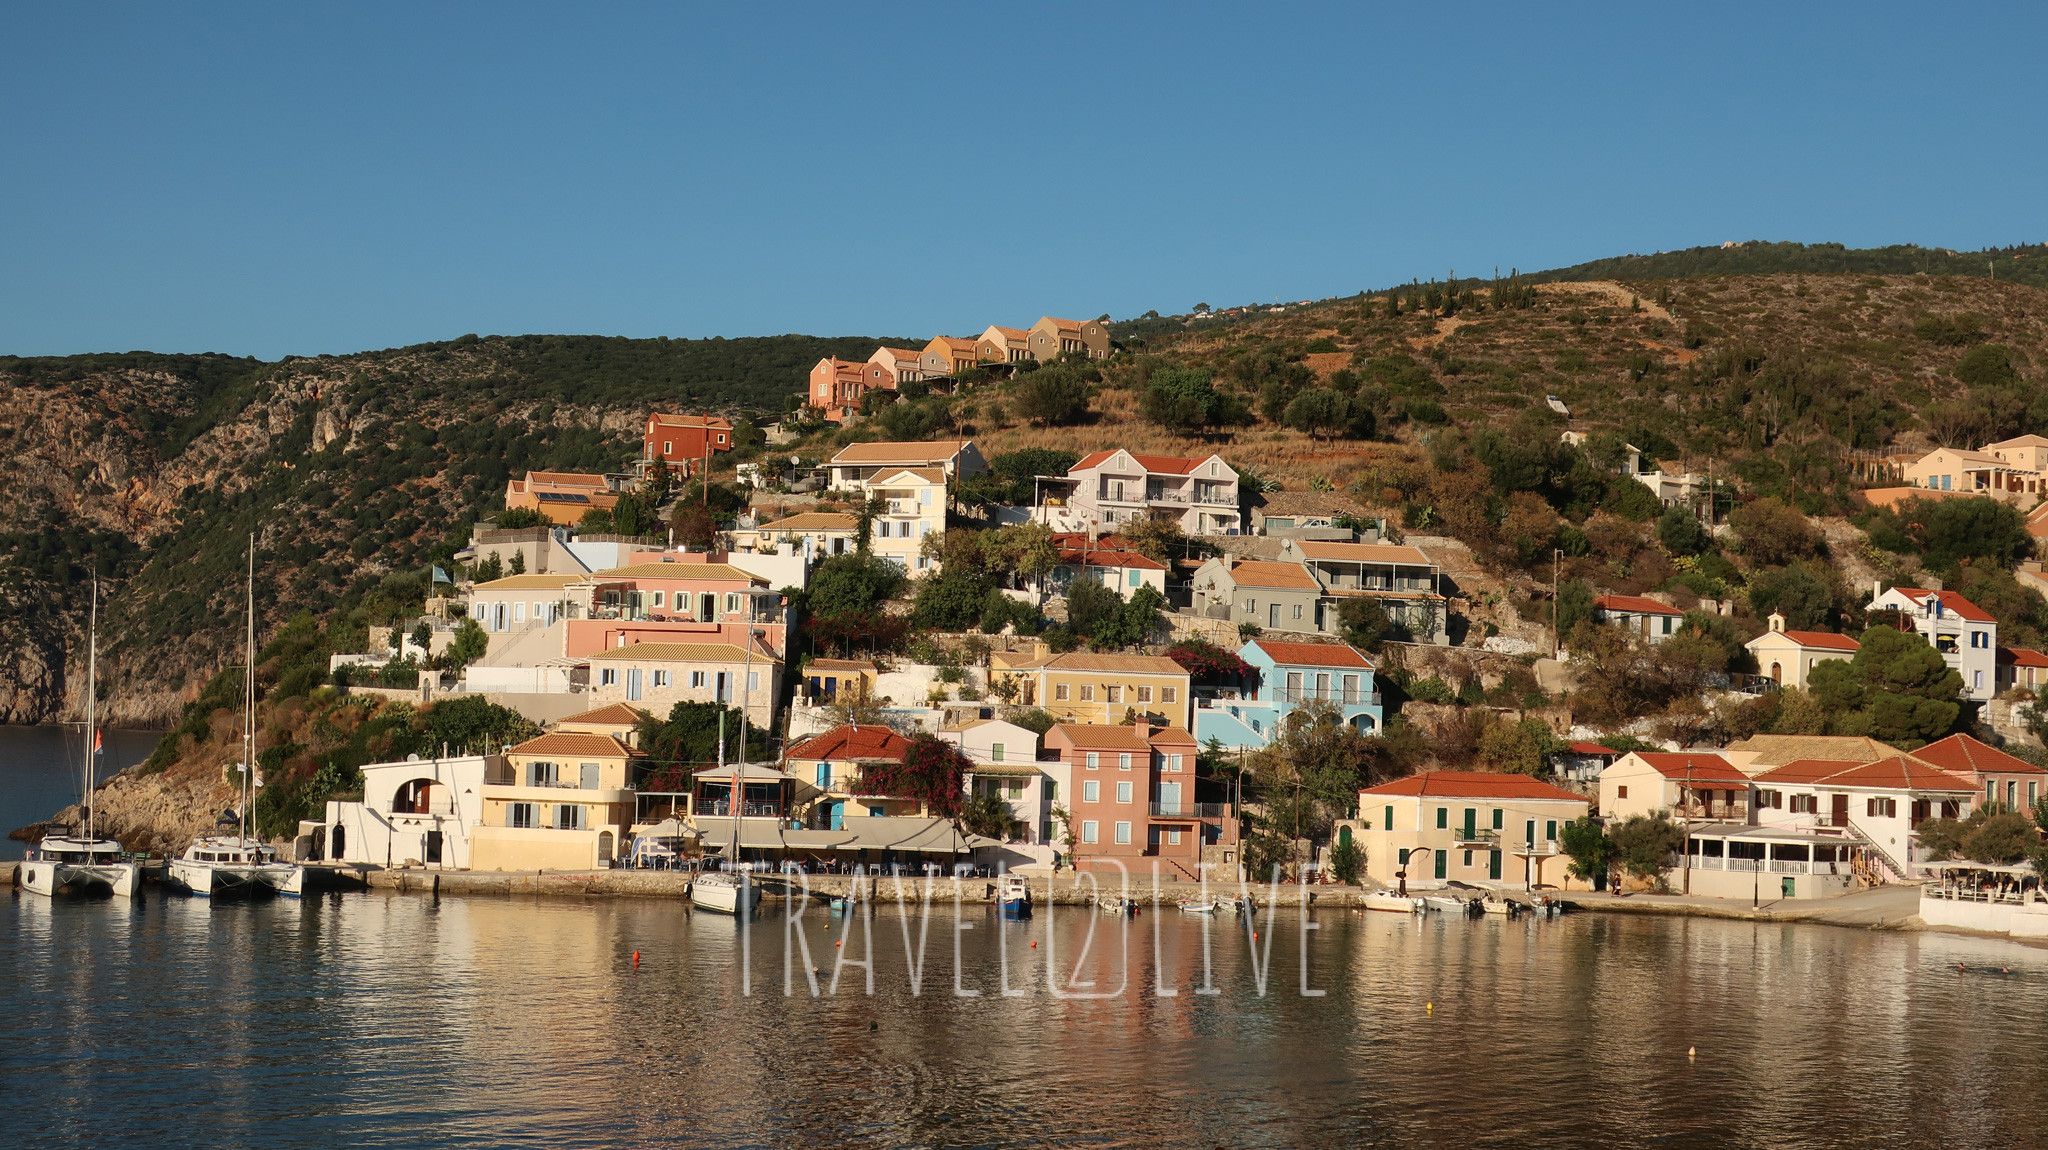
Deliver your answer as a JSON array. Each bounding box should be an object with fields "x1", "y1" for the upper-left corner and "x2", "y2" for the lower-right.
[{"x1": 407, "y1": 753, "x2": 421, "y2": 761}]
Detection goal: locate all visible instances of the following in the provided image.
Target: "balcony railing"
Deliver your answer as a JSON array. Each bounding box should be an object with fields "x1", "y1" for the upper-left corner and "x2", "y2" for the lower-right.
[
  {"x1": 699, "y1": 801, "x2": 782, "y2": 818},
  {"x1": 1149, "y1": 801, "x2": 1230, "y2": 819},
  {"x1": 1512, "y1": 839, "x2": 1562, "y2": 857},
  {"x1": 1276, "y1": 688, "x2": 1381, "y2": 706},
  {"x1": 486, "y1": 769, "x2": 588, "y2": 789},
  {"x1": 1453, "y1": 829, "x2": 1500, "y2": 846}
]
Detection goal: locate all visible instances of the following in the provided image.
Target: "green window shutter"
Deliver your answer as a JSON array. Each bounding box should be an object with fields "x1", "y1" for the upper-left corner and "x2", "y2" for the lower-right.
[
  {"x1": 1492, "y1": 808, "x2": 1503, "y2": 830},
  {"x1": 1436, "y1": 807, "x2": 1447, "y2": 829},
  {"x1": 1545, "y1": 819, "x2": 1557, "y2": 841},
  {"x1": 1383, "y1": 805, "x2": 1393, "y2": 830}
]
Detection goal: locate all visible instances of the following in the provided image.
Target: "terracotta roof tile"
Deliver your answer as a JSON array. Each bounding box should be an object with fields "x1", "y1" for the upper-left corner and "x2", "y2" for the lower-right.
[
  {"x1": 1293, "y1": 540, "x2": 1434, "y2": 567},
  {"x1": 1910, "y1": 734, "x2": 2046, "y2": 776},
  {"x1": 1228, "y1": 560, "x2": 1321, "y2": 591},
  {"x1": 1594, "y1": 594, "x2": 1684, "y2": 617},
  {"x1": 508, "y1": 732, "x2": 633, "y2": 759},
  {"x1": 829, "y1": 440, "x2": 971, "y2": 465},
  {"x1": 1248, "y1": 639, "x2": 1374, "y2": 669},
  {"x1": 1626, "y1": 752, "x2": 1751, "y2": 786},
  {"x1": 1885, "y1": 587, "x2": 1995, "y2": 624},
  {"x1": 1361, "y1": 771, "x2": 1590, "y2": 803},
  {"x1": 1043, "y1": 653, "x2": 1189, "y2": 676},
  {"x1": 553, "y1": 702, "x2": 650, "y2": 727},
  {"x1": 786, "y1": 724, "x2": 912, "y2": 763}
]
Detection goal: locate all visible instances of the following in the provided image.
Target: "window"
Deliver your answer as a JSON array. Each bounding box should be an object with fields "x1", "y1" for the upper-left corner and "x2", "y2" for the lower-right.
[
  {"x1": 749, "y1": 671, "x2": 760, "y2": 692},
  {"x1": 1616, "y1": 785, "x2": 1628, "y2": 800},
  {"x1": 1116, "y1": 781, "x2": 1133, "y2": 804},
  {"x1": 652, "y1": 670, "x2": 671, "y2": 688},
  {"x1": 1867, "y1": 797, "x2": 1897, "y2": 818},
  {"x1": 990, "y1": 742, "x2": 1005, "y2": 763},
  {"x1": 1492, "y1": 808, "x2": 1503, "y2": 830},
  {"x1": 508, "y1": 803, "x2": 535, "y2": 829},
  {"x1": 651, "y1": 591, "x2": 665, "y2": 609},
  {"x1": 1118, "y1": 753, "x2": 1132, "y2": 771},
  {"x1": 1107, "y1": 686, "x2": 1122, "y2": 704},
  {"x1": 1138, "y1": 686, "x2": 1152, "y2": 703},
  {"x1": 1085, "y1": 752, "x2": 1100, "y2": 770},
  {"x1": 1436, "y1": 807, "x2": 1447, "y2": 829},
  {"x1": 1167, "y1": 829, "x2": 1182, "y2": 845},
  {"x1": 1114, "y1": 821, "x2": 1132, "y2": 845},
  {"x1": 1162, "y1": 687, "x2": 1177, "y2": 703},
  {"x1": 1080, "y1": 685, "x2": 1095, "y2": 701},
  {"x1": 1164, "y1": 754, "x2": 1182, "y2": 772},
  {"x1": 1790, "y1": 794, "x2": 1816, "y2": 814},
  {"x1": 1081, "y1": 820, "x2": 1099, "y2": 844},
  {"x1": 600, "y1": 668, "x2": 617, "y2": 687},
  {"x1": 1055, "y1": 683, "x2": 1071, "y2": 701},
  {"x1": 1383, "y1": 805, "x2": 1394, "y2": 830},
  {"x1": 1082, "y1": 781, "x2": 1099, "y2": 802},
  {"x1": 725, "y1": 593, "x2": 741, "y2": 614},
  {"x1": 554, "y1": 805, "x2": 583, "y2": 831},
  {"x1": 663, "y1": 440, "x2": 673, "y2": 455},
  {"x1": 1292, "y1": 604, "x2": 1303, "y2": 621},
  {"x1": 690, "y1": 671, "x2": 707, "y2": 688},
  {"x1": 528, "y1": 761, "x2": 559, "y2": 786},
  {"x1": 1544, "y1": 820, "x2": 1557, "y2": 841}
]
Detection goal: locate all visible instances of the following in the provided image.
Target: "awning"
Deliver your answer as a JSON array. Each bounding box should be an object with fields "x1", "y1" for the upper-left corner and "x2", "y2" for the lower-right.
[
  {"x1": 696, "y1": 821, "x2": 797, "y2": 851},
  {"x1": 834, "y1": 816, "x2": 999, "y2": 854},
  {"x1": 632, "y1": 818, "x2": 695, "y2": 839}
]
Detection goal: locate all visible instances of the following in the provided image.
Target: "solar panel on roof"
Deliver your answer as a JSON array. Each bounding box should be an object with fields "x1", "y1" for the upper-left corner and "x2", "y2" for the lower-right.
[{"x1": 536, "y1": 492, "x2": 591, "y2": 504}]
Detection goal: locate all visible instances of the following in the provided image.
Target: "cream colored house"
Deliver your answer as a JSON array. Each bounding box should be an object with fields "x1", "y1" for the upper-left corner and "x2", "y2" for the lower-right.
[
  {"x1": 919, "y1": 336, "x2": 982, "y2": 379},
  {"x1": 1599, "y1": 752, "x2": 1753, "y2": 822},
  {"x1": 1339, "y1": 771, "x2": 1591, "y2": 890},
  {"x1": 583, "y1": 641, "x2": 781, "y2": 729},
  {"x1": 826, "y1": 439, "x2": 986, "y2": 489},
  {"x1": 1745, "y1": 613, "x2": 1858, "y2": 689},
  {"x1": 975, "y1": 324, "x2": 1034, "y2": 365},
  {"x1": 1027, "y1": 316, "x2": 1110, "y2": 361},
  {"x1": 469, "y1": 573, "x2": 586, "y2": 635},
  {"x1": 1001, "y1": 652, "x2": 1193, "y2": 728},
  {"x1": 736, "y1": 511, "x2": 860, "y2": 561},
  {"x1": 1903, "y1": 445, "x2": 2038, "y2": 502},
  {"x1": 868, "y1": 346, "x2": 925, "y2": 385},
  {"x1": 864, "y1": 467, "x2": 947, "y2": 576},
  {"x1": 472, "y1": 731, "x2": 638, "y2": 871}
]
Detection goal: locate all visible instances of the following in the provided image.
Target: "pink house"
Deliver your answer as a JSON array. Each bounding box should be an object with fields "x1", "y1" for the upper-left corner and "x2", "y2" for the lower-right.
[
  {"x1": 1044, "y1": 722, "x2": 1235, "y2": 879},
  {"x1": 564, "y1": 556, "x2": 787, "y2": 658}
]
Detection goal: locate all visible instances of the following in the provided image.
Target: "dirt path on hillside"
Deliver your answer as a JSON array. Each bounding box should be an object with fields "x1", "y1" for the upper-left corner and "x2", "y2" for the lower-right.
[{"x1": 1538, "y1": 279, "x2": 1676, "y2": 323}]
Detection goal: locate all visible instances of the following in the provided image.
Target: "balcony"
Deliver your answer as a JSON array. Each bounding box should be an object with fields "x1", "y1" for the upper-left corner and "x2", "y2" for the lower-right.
[
  {"x1": 1276, "y1": 688, "x2": 1381, "y2": 707},
  {"x1": 698, "y1": 800, "x2": 783, "y2": 818},
  {"x1": 1510, "y1": 839, "x2": 1562, "y2": 857},
  {"x1": 1149, "y1": 801, "x2": 1230, "y2": 820},
  {"x1": 1453, "y1": 829, "x2": 1500, "y2": 848},
  {"x1": 1145, "y1": 489, "x2": 1190, "y2": 505}
]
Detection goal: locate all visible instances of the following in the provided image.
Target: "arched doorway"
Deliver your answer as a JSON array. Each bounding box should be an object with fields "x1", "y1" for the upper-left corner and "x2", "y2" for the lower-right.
[
  {"x1": 1769, "y1": 662, "x2": 1783, "y2": 684},
  {"x1": 1337, "y1": 825, "x2": 1353, "y2": 848},
  {"x1": 597, "y1": 831, "x2": 615, "y2": 866},
  {"x1": 393, "y1": 779, "x2": 436, "y2": 815}
]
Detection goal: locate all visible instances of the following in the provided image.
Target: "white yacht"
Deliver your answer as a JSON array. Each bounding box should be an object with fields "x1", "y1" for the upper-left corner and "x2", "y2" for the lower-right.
[
  {"x1": 689, "y1": 869, "x2": 761, "y2": 916},
  {"x1": 166, "y1": 534, "x2": 304, "y2": 900},
  {"x1": 21, "y1": 577, "x2": 140, "y2": 900}
]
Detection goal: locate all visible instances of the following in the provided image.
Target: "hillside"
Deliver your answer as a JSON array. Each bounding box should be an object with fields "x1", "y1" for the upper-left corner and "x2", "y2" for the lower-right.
[{"x1": 0, "y1": 333, "x2": 899, "y2": 725}]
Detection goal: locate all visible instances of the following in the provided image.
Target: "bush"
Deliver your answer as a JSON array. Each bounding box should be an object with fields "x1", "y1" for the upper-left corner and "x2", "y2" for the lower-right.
[{"x1": 1329, "y1": 836, "x2": 1364, "y2": 884}]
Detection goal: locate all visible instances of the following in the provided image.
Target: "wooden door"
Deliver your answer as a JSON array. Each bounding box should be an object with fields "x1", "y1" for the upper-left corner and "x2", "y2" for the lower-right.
[{"x1": 1831, "y1": 793, "x2": 1849, "y2": 828}]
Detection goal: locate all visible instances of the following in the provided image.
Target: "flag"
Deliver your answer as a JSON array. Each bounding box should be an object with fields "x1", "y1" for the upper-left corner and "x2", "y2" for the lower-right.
[
  {"x1": 432, "y1": 565, "x2": 452, "y2": 585},
  {"x1": 93, "y1": 729, "x2": 103, "y2": 756}
]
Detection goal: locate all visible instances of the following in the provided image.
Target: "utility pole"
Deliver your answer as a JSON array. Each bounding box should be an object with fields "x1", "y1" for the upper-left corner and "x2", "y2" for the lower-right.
[{"x1": 1551, "y1": 548, "x2": 1562, "y2": 658}]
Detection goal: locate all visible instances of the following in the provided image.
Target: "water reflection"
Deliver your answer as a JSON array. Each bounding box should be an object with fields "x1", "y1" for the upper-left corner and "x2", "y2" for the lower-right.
[{"x1": 3, "y1": 889, "x2": 2045, "y2": 1149}]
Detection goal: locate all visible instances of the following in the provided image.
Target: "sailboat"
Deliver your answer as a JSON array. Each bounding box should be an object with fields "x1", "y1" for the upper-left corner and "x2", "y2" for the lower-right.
[
  {"x1": 166, "y1": 534, "x2": 305, "y2": 899},
  {"x1": 690, "y1": 637, "x2": 764, "y2": 917},
  {"x1": 21, "y1": 576, "x2": 141, "y2": 899}
]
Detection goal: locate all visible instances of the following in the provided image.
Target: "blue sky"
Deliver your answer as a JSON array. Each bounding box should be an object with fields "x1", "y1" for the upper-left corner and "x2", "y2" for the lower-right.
[{"x1": 3, "y1": 3, "x2": 2044, "y2": 358}]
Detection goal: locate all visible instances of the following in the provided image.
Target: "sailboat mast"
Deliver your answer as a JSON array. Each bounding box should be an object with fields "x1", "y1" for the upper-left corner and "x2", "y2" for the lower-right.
[
  {"x1": 244, "y1": 532, "x2": 256, "y2": 842},
  {"x1": 85, "y1": 574, "x2": 97, "y2": 843}
]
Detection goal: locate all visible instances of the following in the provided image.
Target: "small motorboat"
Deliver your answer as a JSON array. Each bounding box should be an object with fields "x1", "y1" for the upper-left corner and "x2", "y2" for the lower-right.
[
  {"x1": 1422, "y1": 894, "x2": 1469, "y2": 914},
  {"x1": 1479, "y1": 893, "x2": 1517, "y2": 916},
  {"x1": 690, "y1": 871, "x2": 763, "y2": 916},
  {"x1": 1096, "y1": 895, "x2": 1138, "y2": 917},
  {"x1": 999, "y1": 874, "x2": 1033, "y2": 921},
  {"x1": 1364, "y1": 892, "x2": 1426, "y2": 914}
]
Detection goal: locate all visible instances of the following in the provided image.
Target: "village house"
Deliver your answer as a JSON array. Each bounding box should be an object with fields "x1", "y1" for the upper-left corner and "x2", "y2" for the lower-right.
[
  {"x1": 941, "y1": 717, "x2": 1057, "y2": 847},
  {"x1": 735, "y1": 511, "x2": 860, "y2": 562},
  {"x1": 1909, "y1": 733, "x2": 2046, "y2": 814},
  {"x1": 797, "y1": 657, "x2": 879, "y2": 706},
  {"x1": 641, "y1": 413, "x2": 733, "y2": 474},
  {"x1": 1749, "y1": 756, "x2": 1976, "y2": 881},
  {"x1": 918, "y1": 335, "x2": 981, "y2": 379},
  {"x1": 826, "y1": 439, "x2": 987, "y2": 489},
  {"x1": 1036, "y1": 536, "x2": 1168, "y2": 602},
  {"x1": 1001, "y1": 652, "x2": 1193, "y2": 729},
  {"x1": 1902, "y1": 434, "x2": 2048, "y2": 504},
  {"x1": 975, "y1": 324, "x2": 1034, "y2": 365},
  {"x1": 1997, "y1": 646, "x2": 2048, "y2": 696},
  {"x1": 1045, "y1": 722, "x2": 1226, "y2": 879},
  {"x1": 1745, "y1": 613, "x2": 1859, "y2": 689},
  {"x1": 503, "y1": 470, "x2": 621, "y2": 526},
  {"x1": 1547, "y1": 741, "x2": 1621, "y2": 788},
  {"x1": 862, "y1": 467, "x2": 949, "y2": 575},
  {"x1": 1194, "y1": 638, "x2": 1381, "y2": 749},
  {"x1": 1599, "y1": 751, "x2": 1753, "y2": 822},
  {"x1": 1281, "y1": 539, "x2": 1448, "y2": 643},
  {"x1": 808, "y1": 356, "x2": 896, "y2": 423},
  {"x1": 567, "y1": 557, "x2": 786, "y2": 658},
  {"x1": 1054, "y1": 449, "x2": 1242, "y2": 536},
  {"x1": 471, "y1": 730, "x2": 639, "y2": 871},
  {"x1": 1248, "y1": 490, "x2": 1362, "y2": 538},
  {"x1": 318, "y1": 752, "x2": 498, "y2": 870},
  {"x1": 469, "y1": 573, "x2": 586, "y2": 636},
  {"x1": 786, "y1": 724, "x2": 920, "y2": 828},
  {"x1": 1591, "y1": 593, "x2": 1685, "y2": 643},
  {"x1": 1188, "y1": 558, "x2": 1325, "y2": 634},
  {"x1": 1026, "y1": 316, "x2": 1111, "y2": 361},
  {"x1": 581, "y1": 640, "x2": 781, "y2": 730},
  {"x1": 867, "y1": 346, "x2": 925, "y2": 386},
  {"x1": 1339, "y1": 771, "x2": 1592, "y2": 890},
  {"x1": 1869, "y1": 584, "x2": 1997, "y2": 701}
]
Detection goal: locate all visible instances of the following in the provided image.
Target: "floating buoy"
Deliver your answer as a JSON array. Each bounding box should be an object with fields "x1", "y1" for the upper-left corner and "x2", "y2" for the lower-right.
[
  {"x1": 1029, "y1": 940, "x2": 1037, "y2": 949},
  {"x1": 1687, "y1": 1046, "x2": 1697, "y2": 1060},
  {"x1": 835, "y1": 939, "x2": 843, "y2": 948},
  {"x1": 631, "y1": 950, "x2": 640, "y2": 969},
  {"x1": 1425, "y1": 1002, "x2": 1434, "y2": 1013}
]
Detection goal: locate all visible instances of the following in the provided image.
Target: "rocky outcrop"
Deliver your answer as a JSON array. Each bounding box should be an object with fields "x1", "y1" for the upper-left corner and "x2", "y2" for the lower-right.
[{"x1": 14, "y1": 760, "x2": 240, "y2": 858}]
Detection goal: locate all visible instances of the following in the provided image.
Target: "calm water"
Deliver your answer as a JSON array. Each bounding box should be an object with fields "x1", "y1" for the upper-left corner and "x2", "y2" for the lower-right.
[
  {"x1": 3, "y1": 887, "x2": 2046, "y2": 1149},
  {"x1": 0, "y1": 725, "x2": 161, "y2": 858}
]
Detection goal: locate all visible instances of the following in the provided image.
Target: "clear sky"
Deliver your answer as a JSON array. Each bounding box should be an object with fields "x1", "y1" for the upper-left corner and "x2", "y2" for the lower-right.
[{"x1": 4, "y1": 3, "x2": 2044, "y2": 359}]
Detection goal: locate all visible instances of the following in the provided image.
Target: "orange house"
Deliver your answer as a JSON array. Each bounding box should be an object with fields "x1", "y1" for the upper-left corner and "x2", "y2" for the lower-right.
[
  {"x1": 808, "y1": 357, "x2": 895, "y2": 423},
  {"x1": 505, "y1": 471, "x2": 619, "y2": 526},
  {"x1": 1045, "y1": 722, "x2": 1231, "y2": 879},
  {"x1": 643, "y1": 414, "x2": 734, "y2": 474}
]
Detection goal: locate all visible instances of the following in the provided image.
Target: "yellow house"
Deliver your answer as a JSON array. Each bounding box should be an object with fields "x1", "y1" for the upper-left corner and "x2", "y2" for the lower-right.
[
  {"x1": 1008, "y1": 652, "x2": 1192, "y2": 728},
  {"x1": 1337, "y1": 771, "x2": 1592, "y2": 890},
  {"x1": 583, "y1": 641, "x2": 782, "y2": 730},
  {"x1": 1744, "y1": 613, "x2": 1859, "y2": 690},
  {"x1": 472, "y1": 731, "x2": 638, "y2": 871},
  {"x1": 864, "y1": 467, "x2": 948, "y2": 576}
]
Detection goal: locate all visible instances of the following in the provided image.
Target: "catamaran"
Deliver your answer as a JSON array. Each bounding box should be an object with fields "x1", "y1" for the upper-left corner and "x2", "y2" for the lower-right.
[
  {"x1": 21, "y1": 577, "x2": 140, "y2": 900},
  {"x1": 689, "y1": 642, "x2": 764, "y2": 917},
  {"x1": 166, "y1": 534, "x2": 304, "y2": 899}
]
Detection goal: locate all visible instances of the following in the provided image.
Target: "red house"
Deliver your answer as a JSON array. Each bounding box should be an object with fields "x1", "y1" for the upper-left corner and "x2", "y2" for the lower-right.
[
  {"x1": 1045, "y1": 722, "x2": 1234, "y2": 879},
  {"x1": 643, "y1": 413, "x2": 735, "y2": 474}
]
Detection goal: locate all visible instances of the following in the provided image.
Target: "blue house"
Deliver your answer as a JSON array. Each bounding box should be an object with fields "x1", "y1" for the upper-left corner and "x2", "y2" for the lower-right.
[{"x1": 1193, "y1": 638, "x2": 1382, "y2": 750}]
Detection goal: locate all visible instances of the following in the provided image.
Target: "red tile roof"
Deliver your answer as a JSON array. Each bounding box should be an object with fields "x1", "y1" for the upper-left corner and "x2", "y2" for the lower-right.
[
  {"x1": 554, "y1": 702, "x2": 651, "y2": 727},
  {"x1": 1048, "y1": 723, "x2": 1197, "y2": 751},
  {"x1": 1229, "y1": 560, "x2": 1321, "y2": 591},
  {"x1": 786, "y1": 724, "x2": 911, "y2": 763},
  {"x1": 1566, "y1": 741, "x2": 1618, "y2": 756},
  {"x1": 1910, "y1": 733, "x2": 2046, "y2": 776},
  {"x1": 1361, "y1": 771, "x2": 1590, "y2": 803},
  {"x1": 1248, "y1": 639, "x2": 1374, "y2": 669},
  {"x1": 1070, "y1": 450, "x2": 1212, "y2": 475},
  {"x1": 1778, "y1": 630, "x2": 1860, "y2": 652},
  {"x1": 1627, "y1": 752, "x2": 1751, "y2": 786},
  {"x1": 1755, "y1": 756, "x2": 1974, "y2": 791},
  {"x1": 1060, "y1": 548, "x2": 1166, "y2": 571},
  {"x1": 1593, "y1": 594, "x2": 1683, "y2": 617},
  {"x1": 1886, "y1": 587, "x2": 1995, "y2": 623},
  {"x1": 1999, "y1": 646, "x2": 2048, "y2": 669}
]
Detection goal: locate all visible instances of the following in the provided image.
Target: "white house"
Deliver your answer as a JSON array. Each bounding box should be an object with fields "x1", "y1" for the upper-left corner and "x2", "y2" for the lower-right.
[
  {"x1": 1745, "y1": 613, "x2": 1859, "y2": 690},
  {"x1": 1057, "y1": 449, "x2": 1241, "y2": 535},
  {"x1": 1751, "y1": 755, "x2": 1975, "y2": 881},
  {"x1": 942, "y1": 717, "x2": 1062, "y2": 848},
  {"x1": 319, "y1": 753, "x2": 497, "y2": 870},
  {"x1": 1591, "y1": 594, "x2": 1685, "y2": 644},
  {"x1": 1870, "y1": 585, "x2": 1997, "y2": 702}
]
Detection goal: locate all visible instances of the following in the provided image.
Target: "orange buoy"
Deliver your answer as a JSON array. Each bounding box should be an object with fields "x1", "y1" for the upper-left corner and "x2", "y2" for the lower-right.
[
  {"x1": 1030, "y1": 940, "x2": 1037, "y2": 949},
  {"x1": 632, "y1": 951, "x2": 640, "y2": 969}
]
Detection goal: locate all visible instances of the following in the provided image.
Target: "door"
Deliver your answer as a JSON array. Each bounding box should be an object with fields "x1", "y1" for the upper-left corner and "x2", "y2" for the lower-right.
[
  {"x1": 1830, "y1": 793, "x2": 1849, "y2": 828},
  {"x1": 1781, "y1": 876, "x2": 1797, "y2": 898},
  {"x1": 1462, "y1": 808, "x2": 1477, "y2": 839},
  {"x1": 597, "y1": 832, "x2": 614, "y2": 865},
  {"x1": 424, "y1": 830, "x2": 443, "y2": 866},
  {"x1": 1432, "y1": 850, "x2": 1447, "y2": 880},
  {"x1": 1269, "y1": 603, "x2": 1281, "y2": 628},
  {"x1": 1524, "y1": 819, "x2": 1536, "y2": 847},
  {"x1": 828, "y1": 801, "x2": 845, "y2": 831},
  {"x1": 699, "y1": 592, "x2": 716, "y2": 621},
  {"x1": 1157, "y1": 781, "x2": 1182, "y2": 814},
  {"x1": 1488, "y1": 851, "x2": 1502, "y2": 880},
  {"x1": 580, "y1": 763, "x2": 599, "y2": 790},
  {"x1": 716, "y1": 672, "x2": 730, "y2": 703},
  {"x1": 626, "y1": 668, "x2": 643, "y2": 701}
]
